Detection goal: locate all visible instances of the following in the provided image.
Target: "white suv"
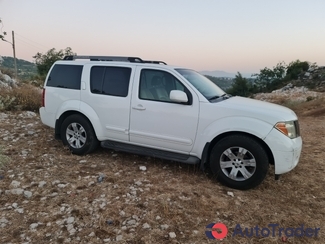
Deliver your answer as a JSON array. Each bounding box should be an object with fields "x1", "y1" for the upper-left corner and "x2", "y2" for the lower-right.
[{"x1": 39, "y1": 55, "x2": 302, "y2": 190}]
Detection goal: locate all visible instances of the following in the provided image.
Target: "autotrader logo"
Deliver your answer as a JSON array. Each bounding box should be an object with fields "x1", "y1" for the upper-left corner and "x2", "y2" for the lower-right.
[{"x1": 205, "y1": 222, "x2": 228, "y2": 239}]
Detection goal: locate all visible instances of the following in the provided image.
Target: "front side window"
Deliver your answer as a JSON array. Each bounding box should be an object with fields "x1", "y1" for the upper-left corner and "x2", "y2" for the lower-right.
[
  {"x1": 90, "y1": 66, "x2": 131, "y2": 97},
  {"x1": 139, "y1": 69, "x2": 192, "y2": 104},
  {"x1": 47, "y1": 64, "x2": 83, "y2": 89}
]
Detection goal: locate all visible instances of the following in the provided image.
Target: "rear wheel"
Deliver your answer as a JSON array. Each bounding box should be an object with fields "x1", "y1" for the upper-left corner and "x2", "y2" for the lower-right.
[
  {"x1": 60, "y1": 114, "x2": 99, "y2": 155},
  {"x1": 209, "y1": 135, "x2": 269, "y2": 190}
]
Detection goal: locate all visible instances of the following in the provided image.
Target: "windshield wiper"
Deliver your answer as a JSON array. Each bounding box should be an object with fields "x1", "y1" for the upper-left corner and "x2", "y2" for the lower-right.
[
  {"x1": 208, "y1": 93, "x2": 231, "y2": 101},
  {"x1": 208, "y1": 95, "x2": 220, "y2": 101}
]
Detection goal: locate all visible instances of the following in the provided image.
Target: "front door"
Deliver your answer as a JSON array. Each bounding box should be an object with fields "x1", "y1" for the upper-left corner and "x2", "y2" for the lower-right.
[{"x1": 129, "y1": 67, "x2": 199, "y2": 153}]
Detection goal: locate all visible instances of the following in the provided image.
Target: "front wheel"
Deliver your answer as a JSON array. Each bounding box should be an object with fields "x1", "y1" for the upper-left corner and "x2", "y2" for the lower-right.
[
  {"x1": 60, "y1": 114, "x2": 99, "y2": 155},
  {"x1": 209, "y1": 135, "x2": 269, "y2": 190}
]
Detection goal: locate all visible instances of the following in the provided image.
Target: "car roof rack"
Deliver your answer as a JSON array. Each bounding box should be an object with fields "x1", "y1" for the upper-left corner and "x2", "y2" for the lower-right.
[{"x1": 63, "y1": 55, "x2": 167, "y2": 65}]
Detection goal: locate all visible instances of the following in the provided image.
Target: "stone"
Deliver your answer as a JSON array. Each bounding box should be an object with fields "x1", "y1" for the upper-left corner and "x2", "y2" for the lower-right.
[
  {"x1": 227, "y1": 191, "x2": 234, "y2": 197},
  {"x1": 66, "y1": 217, "x2": 75, "y2": 224},
  {"x1": 169, "y1": 232, "x2": 176, "y2": 238},
  {"x1": 30, "y1": 223, "x2": 38, "y2": 230},
  {"x1": 116, "y1": 235, "x2": 123, "y2": 241},
  {"x1": 142, "y1": 223, "x2": 150, "y2": 229},
  {"x1": 38, "y1": 181, "x2": 47, "y2": 188},
  {"x1": 24, "y1": 191, "x2": 33, "y2": 198},
  {"x1": 9, "y1": 180, "x2": 20, "y2": 189},
  {"x1": 11, "y1": 188, "x2": 24, "y2": 195},
  {"x1": 161, "y1": 224, "x2": 169, "y2": 230},
  {"x1": 127, "y1": 219, "x2": 136, "y2": 226},
  {"x1": 139, "y1": 166, "x2": 147, "y2": 171}
]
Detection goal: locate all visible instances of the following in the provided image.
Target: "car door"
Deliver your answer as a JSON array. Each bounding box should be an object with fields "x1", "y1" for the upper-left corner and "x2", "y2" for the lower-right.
[
  {"x1": 129, "y1": 67, "x2": 199, "y2": 153},
  {"x1": 81, "y1": 64, "x2": 134, "y2": 141}
]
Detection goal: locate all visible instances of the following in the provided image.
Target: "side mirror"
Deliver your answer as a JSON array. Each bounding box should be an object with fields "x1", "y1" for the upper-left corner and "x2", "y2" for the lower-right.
[{"x1": 170, "y1": 90, "x2": 188, "y2": 103}]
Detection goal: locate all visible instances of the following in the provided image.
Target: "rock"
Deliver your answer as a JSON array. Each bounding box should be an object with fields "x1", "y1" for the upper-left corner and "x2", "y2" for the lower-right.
[
  {"x1": 134, "y1": 181, "x2": 142, "y2": 186},
  {"x1": 116, "y1": 235, "x2": 123, "y2": 241},
  {"x1": 57, "y1": 184, "x2": 67, "y2": 188},
  {"x1": 9, "y1": 180, "x2": 21, "y2": 189},
  {"x1": 0, "y1": 218, "x2": 9, "y2": 224},
  {"x1": 88, "y1": 232, "x2": 95, "y2": 237},
  {"x1": 161, "y1": 224, "x2": 169, "y2": 230},
  {"x1": 88, "y1": 181, "x2": 95, "y2": 186},
  {"x1": 24, "y1": 191, "x2": 33, "y2": 198},
  {"x1": 227, "y1": 191, "x2": 234, "y2": 197},
  {"x1": 30, "y1": 223, "x2": 38, "y2": 230},
  {"x1": 12, "y1": 203, "x2": 18, "y2": 209},
  {"x1": 119, "y1": 210, "x2": 125, "y2": 217},
  {"x1": 169, "y1": 232, "x2": 176, "y2": 239},
  {"x1": 15, "y1": 208, "x2": 24, "y2": 214},
  {"x1": 11, "y1": 188, "x2": 24, "y2": 195},
  {"x1": 66, "y1": 217, "x2": 75, "y2": 224},
  {"x1": 38, "y1": 181, "x2": 47, "y2": 188},
  {"x1": 156, "y1": 216, "x2": 161, "y2": 220},
  {"x1": 127, "y1": 219, "x2": 137, "y2": 226},
  {"x1": 142, "y1": 223, "x2": 150, "y2": 229},
  {"x1": 139, "y1": 166, "x2": 147, "y2": 171}
]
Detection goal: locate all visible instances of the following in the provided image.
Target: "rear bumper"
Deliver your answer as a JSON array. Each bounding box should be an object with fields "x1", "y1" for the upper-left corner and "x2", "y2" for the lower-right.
[
  {"x1": 264, "y1": 128, "x2": 302, "y2": 175},
  {"x1": 39, "y1": 107, "x2": 55, "y2": 128}
]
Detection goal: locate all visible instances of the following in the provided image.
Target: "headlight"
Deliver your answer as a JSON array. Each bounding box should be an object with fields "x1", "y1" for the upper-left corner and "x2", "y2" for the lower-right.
[{"x1": 275, "y1": 121, "x2": 298, "y2": 139}]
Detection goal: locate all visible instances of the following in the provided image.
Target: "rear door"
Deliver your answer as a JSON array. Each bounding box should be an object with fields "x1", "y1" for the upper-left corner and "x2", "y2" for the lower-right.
[
  {"x1": 129, "y1": 66, "x2": 199, "y2": 153},
  {"x1": 81, "y1": 63, "x2": 134, "y2": 141}
]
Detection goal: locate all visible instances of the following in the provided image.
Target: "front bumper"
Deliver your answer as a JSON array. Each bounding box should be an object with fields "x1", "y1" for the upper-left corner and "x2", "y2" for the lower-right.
[{"x1": 264, "y1": 128, "x2": 302, "y2": 175}]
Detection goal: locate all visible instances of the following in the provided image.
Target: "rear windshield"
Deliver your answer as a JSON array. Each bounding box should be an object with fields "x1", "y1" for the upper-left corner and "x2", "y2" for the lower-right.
[{"x1": 47, "y1": 64, "x2": 83, "y2": 89}]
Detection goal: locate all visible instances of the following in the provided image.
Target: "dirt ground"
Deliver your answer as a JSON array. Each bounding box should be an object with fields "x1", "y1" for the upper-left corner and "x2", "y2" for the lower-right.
[{"x1": 0, "y1": 98, "x2": 324, "y2": 244}]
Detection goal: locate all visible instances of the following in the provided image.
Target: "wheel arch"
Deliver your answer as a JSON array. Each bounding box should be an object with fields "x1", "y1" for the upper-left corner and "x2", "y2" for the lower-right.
[
  {"x1": 200, "y1": 131, "x2": 274, "y2": 171},
  {"x1": 55, "y1": 111, "x2": 101, "y2": 140}
]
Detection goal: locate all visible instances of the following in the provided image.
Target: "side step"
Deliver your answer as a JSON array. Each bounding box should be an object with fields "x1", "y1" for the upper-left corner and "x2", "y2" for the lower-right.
[{"x1": 101, "y1": 140, "x2": 200, "y2": 165}]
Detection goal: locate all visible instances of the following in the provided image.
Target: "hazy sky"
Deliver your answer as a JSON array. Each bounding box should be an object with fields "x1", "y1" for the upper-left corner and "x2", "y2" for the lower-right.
[{"x1": 1, "y1": 0, "x2": 325, "y2": 73}]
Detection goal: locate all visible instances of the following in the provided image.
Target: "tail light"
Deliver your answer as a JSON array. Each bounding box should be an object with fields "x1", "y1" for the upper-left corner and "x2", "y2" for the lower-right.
[{"x1": 42, "y1": 88, "x2": 45, "y2": 107}]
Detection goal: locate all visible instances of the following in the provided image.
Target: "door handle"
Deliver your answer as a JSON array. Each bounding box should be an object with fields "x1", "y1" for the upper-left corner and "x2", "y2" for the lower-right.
[{"x1": 132, "y1": 105, "x2": 146, "y2": 111}]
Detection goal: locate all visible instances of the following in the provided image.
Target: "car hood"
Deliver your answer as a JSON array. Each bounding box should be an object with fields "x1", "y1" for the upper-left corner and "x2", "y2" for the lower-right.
[{"x1": 212, "y1": 96, "x2": 298, "y2": 125}]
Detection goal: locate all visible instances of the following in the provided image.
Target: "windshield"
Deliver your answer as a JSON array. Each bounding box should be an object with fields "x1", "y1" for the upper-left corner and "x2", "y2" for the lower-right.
[{"x1": 176, "y1": 69, "x2": 225, "y2": 100}]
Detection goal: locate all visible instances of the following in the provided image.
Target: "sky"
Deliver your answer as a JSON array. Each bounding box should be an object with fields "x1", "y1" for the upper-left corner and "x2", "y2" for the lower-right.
[{"x1": 1, "y1": 0, "x2": 325, "y2": 74}]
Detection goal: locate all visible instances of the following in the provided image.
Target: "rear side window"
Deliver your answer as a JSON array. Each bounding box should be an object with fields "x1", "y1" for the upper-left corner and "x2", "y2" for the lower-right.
[
  {"x1": 47, "y1": 64, "x2": 82, "y2": 89},
  {"x1": 90, "y1": 66, "x2": 131, "y2": 97}
]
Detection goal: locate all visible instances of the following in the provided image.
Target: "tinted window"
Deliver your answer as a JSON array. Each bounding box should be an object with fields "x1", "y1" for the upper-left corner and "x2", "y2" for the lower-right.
[
  {"x1": 47, "y1": 64, "x2": 82, "y2": 89},
  {"x1": 90, "y1": 66, "x2": 131, "y2": 97}
]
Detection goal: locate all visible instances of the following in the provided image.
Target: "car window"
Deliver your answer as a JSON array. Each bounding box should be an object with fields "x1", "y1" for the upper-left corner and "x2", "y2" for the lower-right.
[
  {"x1": 47, "y1": 64, "x2": 83, "y2": 89},
  {"x1": 90, "y1": 66, "x2": 131, "y2": 97},
  {"x1": 139, "y1": 69, "x2": 192, "y2": 104}
]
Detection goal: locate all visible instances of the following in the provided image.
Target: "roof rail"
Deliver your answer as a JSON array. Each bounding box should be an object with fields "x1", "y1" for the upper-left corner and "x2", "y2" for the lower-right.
[{"x1": 63, "y1": 55, "x2": 166, "y2": 64}]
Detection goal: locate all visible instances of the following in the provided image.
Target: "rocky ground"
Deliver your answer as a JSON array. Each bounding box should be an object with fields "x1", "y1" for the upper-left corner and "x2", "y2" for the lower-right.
[{"x1": 0, "y1": 98, "x2": 325, "y2": 243}]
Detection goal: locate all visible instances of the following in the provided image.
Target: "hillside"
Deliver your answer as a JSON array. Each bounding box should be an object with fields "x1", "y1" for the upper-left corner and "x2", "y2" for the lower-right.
[{"x1": 0, "y1": 56, "x2": 37, "y2": 80}]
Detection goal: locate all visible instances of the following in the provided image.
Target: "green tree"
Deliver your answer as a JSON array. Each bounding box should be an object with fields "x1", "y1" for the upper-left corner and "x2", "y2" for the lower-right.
[
  {"x1": 227, "y1": 72, "x2": 251, "y2": 97},
  {"x1": 33, "y1": 47, "x2": 76, "y2": 77},
  {"x1": 253, "y1": 62, "x2": 286, "y2": 92},
  {"x1": 285, "y1": 60, "x2": 309, "y2": 80}
]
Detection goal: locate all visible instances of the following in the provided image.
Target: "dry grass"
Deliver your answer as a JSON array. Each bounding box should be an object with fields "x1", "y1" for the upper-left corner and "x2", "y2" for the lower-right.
[
  {"x1": 0, "y1": 84, "x2": 42, "y2": 112},
  {"x1": 0, "y1": 100, "x2": 325, "y2": 243}
]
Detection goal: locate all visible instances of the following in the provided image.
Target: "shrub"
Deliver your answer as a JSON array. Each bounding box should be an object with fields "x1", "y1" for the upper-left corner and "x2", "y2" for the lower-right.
[{"x1": 0, "y1": 84, "x2": 41, "y2": 112}]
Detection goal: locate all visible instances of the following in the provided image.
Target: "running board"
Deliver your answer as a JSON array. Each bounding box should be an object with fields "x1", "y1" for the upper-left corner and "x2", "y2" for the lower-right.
[{"x1": 101, "y1": 140, "x2": 200, "y2": 165}]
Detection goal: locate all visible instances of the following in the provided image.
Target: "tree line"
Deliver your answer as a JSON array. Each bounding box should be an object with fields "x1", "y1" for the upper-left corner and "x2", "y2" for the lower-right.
[{"x1": 227, "y1": 60, "x2": 311, "y2": 96}]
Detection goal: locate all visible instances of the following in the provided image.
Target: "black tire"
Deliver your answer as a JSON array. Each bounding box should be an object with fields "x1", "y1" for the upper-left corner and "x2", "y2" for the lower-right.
[
  {"x1": 209, "y1": 135, "x2": 269, "y2": 190},
  {"x1": 60, "y1": 114, "x2": 99, "y2": 155}
]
